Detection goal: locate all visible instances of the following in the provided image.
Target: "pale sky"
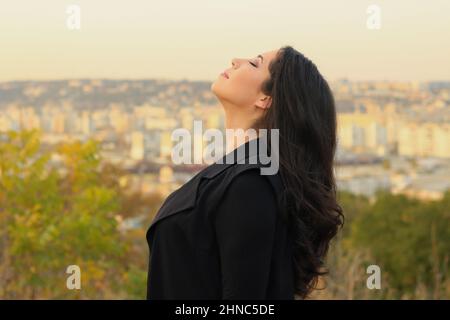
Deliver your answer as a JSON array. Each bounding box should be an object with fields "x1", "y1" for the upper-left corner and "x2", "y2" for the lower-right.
[{"x1": 1, "y1": 0, "x2": 449, "y2": 82}]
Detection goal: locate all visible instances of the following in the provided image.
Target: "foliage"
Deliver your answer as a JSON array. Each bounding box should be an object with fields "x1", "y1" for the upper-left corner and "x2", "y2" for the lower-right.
[
  {"x1": 0, "y1": 129, "x2": 162, "y2": 299},
  {"x1": 1, "y1": 129, "x2": 449, "y2": 299}
]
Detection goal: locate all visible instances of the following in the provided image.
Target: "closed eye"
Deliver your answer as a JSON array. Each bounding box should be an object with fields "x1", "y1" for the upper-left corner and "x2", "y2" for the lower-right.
[{"x1": 249, "y1": 60, "x2": 258, "y2": 67}]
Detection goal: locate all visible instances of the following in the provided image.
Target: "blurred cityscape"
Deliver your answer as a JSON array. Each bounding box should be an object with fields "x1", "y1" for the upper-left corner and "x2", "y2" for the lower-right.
[{"x1": 1, "y1": 79, "x2": 448, "y2": 202}]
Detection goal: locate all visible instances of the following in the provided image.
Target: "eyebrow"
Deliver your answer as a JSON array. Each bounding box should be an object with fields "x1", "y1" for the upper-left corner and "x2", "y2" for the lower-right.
[{"x1": 257, "y1": 54, "x2": 264, "y2": 63}]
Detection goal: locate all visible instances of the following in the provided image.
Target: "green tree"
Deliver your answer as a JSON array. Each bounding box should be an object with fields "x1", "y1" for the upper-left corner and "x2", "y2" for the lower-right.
[
  {"x1": 0, "y1": 129, "x2": 127, "y2": 299},
  {"x1": 348, "y1": 190, "x2": 450, "y2": 298}
]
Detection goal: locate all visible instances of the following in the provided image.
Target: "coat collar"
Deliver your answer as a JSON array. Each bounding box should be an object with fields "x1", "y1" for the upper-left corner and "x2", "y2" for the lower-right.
[
  {"x1": 203, "y1": 136, "x2": 268, "y2": 179},
  {"x1": 146, "y1": 136, "x2": 271, "y2": 243}
]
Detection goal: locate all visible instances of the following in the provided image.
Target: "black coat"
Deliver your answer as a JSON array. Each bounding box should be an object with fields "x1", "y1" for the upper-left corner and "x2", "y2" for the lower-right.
[{"x1": 145, "y1": 138, "x2": 295, "y2": 299}]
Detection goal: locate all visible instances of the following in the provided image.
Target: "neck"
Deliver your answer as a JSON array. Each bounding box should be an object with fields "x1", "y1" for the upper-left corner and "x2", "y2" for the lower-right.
[{"x1": 224, "y1": 109, "x2": 260, "y2": 154}]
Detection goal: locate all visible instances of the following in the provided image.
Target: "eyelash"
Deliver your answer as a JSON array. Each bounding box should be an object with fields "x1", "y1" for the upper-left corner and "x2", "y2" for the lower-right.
[{"x1": 249, "y1": 60, "x2": 258, "y2": 67}]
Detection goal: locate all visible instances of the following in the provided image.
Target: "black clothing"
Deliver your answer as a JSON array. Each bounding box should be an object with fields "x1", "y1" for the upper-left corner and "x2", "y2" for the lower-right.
[{"x1": 146, "y1": 137, "x2": 295, "y2": 299}]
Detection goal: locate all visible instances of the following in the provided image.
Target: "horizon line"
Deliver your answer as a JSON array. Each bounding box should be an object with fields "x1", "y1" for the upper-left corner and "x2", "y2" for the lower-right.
[{"x1": 1, "y1": 77, "x2": 450, "y2": 84}]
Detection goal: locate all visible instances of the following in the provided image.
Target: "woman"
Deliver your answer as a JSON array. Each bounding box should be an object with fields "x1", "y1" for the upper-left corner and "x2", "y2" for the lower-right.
[{"x1": 146, "y1": 45, "x2": 344, "y2": 300}]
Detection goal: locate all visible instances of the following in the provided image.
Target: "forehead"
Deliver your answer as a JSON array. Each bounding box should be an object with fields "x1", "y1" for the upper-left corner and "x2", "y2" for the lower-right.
[{"x1": 260, "y1": 49, "x2": 280, "y2": 64}]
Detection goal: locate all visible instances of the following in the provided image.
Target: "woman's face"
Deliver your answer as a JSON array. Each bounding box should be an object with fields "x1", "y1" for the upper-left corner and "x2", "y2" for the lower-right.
[{"x1": 211, "y1": 49, "x2": 279, "y2": 111}]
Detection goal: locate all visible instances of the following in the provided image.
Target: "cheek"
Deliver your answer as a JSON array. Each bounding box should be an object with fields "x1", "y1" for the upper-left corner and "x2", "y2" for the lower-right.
[{"x1": 225, "y1": 72, "x2": 262, "y2": 106}]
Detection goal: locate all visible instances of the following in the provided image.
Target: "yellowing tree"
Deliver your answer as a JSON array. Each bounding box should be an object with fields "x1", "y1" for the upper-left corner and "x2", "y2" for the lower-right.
[{"x1": 0, "y1": 129, "x2": 127, "y2": 299}]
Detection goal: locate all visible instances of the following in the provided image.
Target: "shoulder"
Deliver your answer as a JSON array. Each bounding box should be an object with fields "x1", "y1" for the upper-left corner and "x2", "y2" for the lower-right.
[
  {"x1": 199, "y1": 161, "x2": 285, "y2": 217},
  {"x1": 212, "y1": 168, "x2": 278, "y2": 236},
  {"x1": 218, "y1": 167, "x2": 278, "y2": 214},
  {"x1": 227, "y1": 167, "x2": 275, "y2": 196},
  {"x1": 225, "y1": 165, "x2": 284, "y2": 206}
]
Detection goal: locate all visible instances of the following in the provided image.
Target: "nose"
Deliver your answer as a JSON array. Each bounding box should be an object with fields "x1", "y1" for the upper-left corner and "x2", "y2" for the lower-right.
[{"x1": 231, "y1": 58, "x2": 239, "y2": 68}]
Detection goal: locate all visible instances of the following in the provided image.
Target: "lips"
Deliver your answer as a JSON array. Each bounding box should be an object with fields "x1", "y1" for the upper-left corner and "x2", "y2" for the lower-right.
[{"x1": 221, "y1": 71, "x2": 229, "y2": 79}]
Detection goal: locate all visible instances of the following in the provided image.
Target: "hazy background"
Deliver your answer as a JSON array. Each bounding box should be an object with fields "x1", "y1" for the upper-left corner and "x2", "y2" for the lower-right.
[
  {"x1": 0, "y1": 0, "x2": 449, "y2": 300},
  {"x1": 1, "y1": 0, "x2": 449, "y2": 82}
]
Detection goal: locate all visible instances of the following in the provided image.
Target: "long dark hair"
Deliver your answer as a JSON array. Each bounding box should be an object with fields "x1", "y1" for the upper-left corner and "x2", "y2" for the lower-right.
[{"x1": 256, "y1": 46, "x2": 344, "y2": 299}]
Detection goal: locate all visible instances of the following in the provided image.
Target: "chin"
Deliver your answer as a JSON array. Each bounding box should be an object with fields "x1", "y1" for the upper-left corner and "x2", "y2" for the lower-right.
[
  {"x1": 210, "y1": 80, "x2": 222, "y2": 98},
  {"x1": 211, "y1": 80, "x2": 233, "y2": 107}
]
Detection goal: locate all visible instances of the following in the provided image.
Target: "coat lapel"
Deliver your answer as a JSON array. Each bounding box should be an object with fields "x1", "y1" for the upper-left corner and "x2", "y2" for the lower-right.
[{"x1": 146, "y1": 136, "x2": 268, "y2": 243}]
